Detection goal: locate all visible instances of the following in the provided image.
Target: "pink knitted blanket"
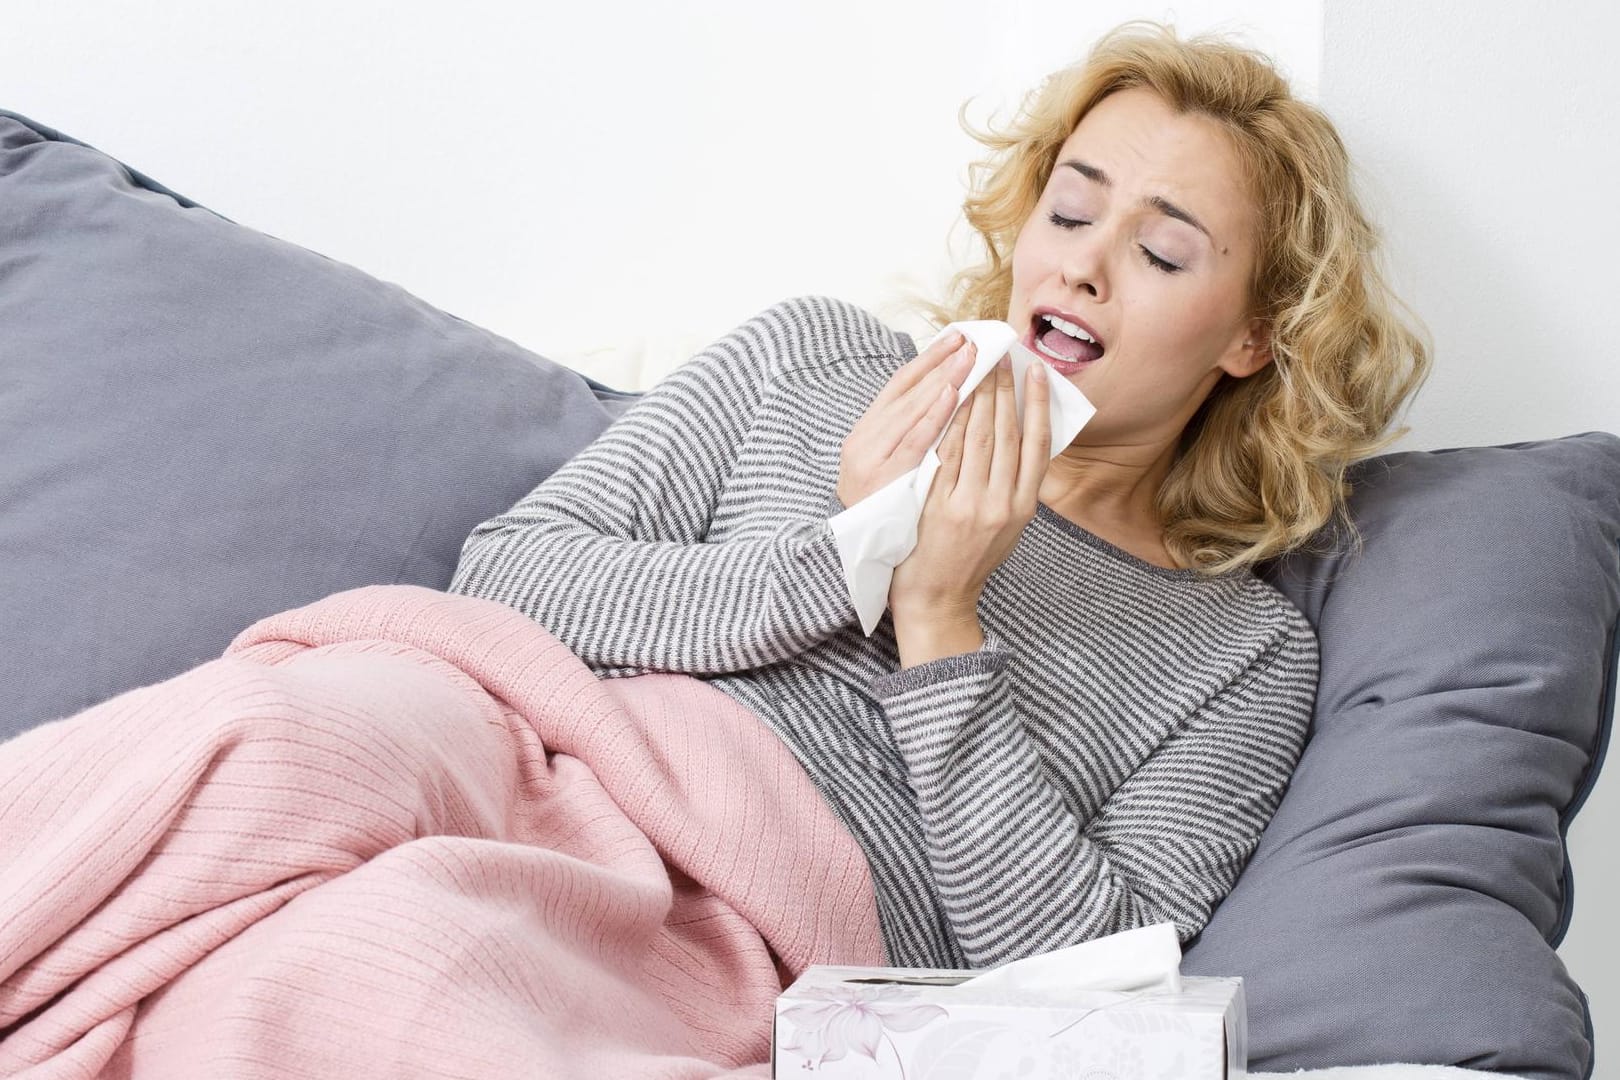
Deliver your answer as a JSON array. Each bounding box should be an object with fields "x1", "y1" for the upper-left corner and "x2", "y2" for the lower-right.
[{"x1": 0, "y1": 585, "x2": 885, "y2": 1078}]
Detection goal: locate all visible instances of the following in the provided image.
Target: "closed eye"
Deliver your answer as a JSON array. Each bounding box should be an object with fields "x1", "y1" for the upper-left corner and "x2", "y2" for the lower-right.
[{"x1": 1046, "y1": 211, "x2": 1182, "y2": 274}]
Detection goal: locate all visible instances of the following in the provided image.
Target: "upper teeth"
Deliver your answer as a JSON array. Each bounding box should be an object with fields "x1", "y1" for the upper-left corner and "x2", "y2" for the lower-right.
[{"x1": 1042, "y1": 313, "x2": 1097, "y2": 344}]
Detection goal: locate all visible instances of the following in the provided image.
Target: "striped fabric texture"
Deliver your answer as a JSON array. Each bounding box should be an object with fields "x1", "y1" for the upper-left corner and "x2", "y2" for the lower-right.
[{"x1": 448, "y1": 294, "x2": 1321, "y2": 970}]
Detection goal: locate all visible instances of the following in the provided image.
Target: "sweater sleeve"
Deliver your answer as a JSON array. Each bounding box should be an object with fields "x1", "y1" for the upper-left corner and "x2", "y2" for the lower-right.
[
  {"x1": 446, "y1": 302, "x2": 858, "y2": 679},
  {"x1": 871, "y1": 616, "x2": 1317, "y2": 967}
]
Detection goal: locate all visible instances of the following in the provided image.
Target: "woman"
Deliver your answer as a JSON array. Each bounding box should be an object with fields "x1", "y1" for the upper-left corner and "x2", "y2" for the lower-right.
[{"x1": 447, "y1": 19, "x2": 1432, "y2": 971}]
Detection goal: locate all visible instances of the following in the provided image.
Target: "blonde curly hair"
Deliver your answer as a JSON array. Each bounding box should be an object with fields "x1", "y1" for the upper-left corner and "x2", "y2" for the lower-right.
[{"x1": 904, "y1": 19, "x2": 1433, "y2": 577}]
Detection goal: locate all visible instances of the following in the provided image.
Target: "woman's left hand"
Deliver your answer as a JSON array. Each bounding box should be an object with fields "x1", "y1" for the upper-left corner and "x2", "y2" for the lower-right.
[{"x1": 888, "y1": 353, "x2": 1052, "y2": 621}]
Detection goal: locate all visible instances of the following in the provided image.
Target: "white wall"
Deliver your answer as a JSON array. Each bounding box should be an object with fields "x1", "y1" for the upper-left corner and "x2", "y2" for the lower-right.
[
  {"x1": 1320, "y1": 1, "x2": 1620, "y2": 451},
  {"x1": 3, "y1": 0, "x2": 1614, "y2": 1062},
  {"x1": 1319, "y1": 0, "x2": 1619, "y2": 1055},
  {"x1": 0, "y1": 0, "x2": 1319, "y2": 389}
]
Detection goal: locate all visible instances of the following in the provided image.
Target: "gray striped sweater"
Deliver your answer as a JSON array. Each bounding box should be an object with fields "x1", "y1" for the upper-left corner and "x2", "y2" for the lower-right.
[{"x1": 447, "y1": 294, "x2": 1320, "y2": 970}]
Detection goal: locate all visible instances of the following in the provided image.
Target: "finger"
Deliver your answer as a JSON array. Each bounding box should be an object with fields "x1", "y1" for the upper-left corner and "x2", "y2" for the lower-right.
[
  {"x1": 959, "y1": 362, "x2": 998, "y2": 493},
  {"x1": 989, "y1": 354, "x2": 1021, "y2": 498},
  {"x1": 871, "y1": 328, "x2": 964, "y2": 411},
  {"x1": 934, "y1": 391, "x2": 970, "y2": 491},
  {"x1": 867, "y1": 342, "x2": 975, "y2": 464},
  {"x1": 1016, "y1": 361, "x2": 1053, "y2": 510},
  {"x1": 896, "y1": 343, "x2": 974, "y2": 440},
  {"x1": 917, "y1": 376, "x2": 966, "y2": 452}
]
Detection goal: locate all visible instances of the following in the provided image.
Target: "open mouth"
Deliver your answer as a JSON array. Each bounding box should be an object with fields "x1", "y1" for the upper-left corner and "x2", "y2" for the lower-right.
[
  {"x1": 1030, "y1": 314, "x2": 1108, "y2": 378},
  {"x1": 1027, "y1": 312, "x2": 1104, "y2": 371}
]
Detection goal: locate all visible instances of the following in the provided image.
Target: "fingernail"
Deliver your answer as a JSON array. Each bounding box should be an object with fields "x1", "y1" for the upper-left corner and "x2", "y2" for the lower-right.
[{"x1": 1032, "y1": 361, "x2": 1047, "y2": 382}]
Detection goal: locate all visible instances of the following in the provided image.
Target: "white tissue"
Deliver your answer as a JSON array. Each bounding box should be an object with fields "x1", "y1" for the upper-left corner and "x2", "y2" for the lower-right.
[
  {"x1": 828, "y1": 319, "x2": 1097, "y2": 636},
  {"x1": 960, "y1": 921, "x2": 1185, "y2": 995}
]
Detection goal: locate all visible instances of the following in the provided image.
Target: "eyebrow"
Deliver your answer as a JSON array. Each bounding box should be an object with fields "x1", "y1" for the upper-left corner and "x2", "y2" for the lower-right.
[{"x1": 1057, "y1": 159, "x2": 1214, "y2": 244}]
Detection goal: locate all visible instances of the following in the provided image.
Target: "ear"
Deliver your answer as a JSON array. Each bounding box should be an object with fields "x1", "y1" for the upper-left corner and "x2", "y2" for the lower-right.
[{"x1": 1221, "y1": 318, "x2": 1273, "y2": 379}]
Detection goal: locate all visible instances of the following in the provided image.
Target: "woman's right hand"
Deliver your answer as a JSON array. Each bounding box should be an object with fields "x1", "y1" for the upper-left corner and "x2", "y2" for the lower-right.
[{"x1": 836, "y1": 330, "x2": 978, "y2": 509}]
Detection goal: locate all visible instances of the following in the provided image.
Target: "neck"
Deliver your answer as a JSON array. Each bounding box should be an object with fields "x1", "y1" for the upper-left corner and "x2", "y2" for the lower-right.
[{"x1": 1038, "y1": 438, "x2": 1180, "y2": 552}]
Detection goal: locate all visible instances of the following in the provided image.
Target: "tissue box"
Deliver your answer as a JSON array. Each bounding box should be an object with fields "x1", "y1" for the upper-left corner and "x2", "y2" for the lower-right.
[{"x1": 772, "y1": 964, "x2": 1245, "y2": 1079}]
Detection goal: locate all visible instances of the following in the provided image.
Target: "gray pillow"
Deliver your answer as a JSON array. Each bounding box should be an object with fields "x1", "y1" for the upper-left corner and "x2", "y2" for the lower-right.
[
  {"x1": 1184, "y1": 431, "x2": 1620, "y2": 1080},
  {"x1": 0, "y1": 109, "x2": 637, "y2": 742}
]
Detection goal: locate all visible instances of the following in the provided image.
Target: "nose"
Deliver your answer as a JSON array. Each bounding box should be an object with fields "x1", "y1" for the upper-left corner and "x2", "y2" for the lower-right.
[{"x1": 1060, "y1": 233, "x2": 1107, "y2": 301}]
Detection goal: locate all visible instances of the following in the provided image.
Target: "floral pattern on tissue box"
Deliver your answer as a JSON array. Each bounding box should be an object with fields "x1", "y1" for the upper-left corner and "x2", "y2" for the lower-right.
[{"x1": 778, "y1": 983, "x2": 947, "y2": 1070}]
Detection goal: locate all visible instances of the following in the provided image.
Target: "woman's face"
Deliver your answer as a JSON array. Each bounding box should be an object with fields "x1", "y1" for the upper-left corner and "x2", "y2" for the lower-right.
[{"x1": 1009, "y1": 86, "x2": 1270, "y2": 447}]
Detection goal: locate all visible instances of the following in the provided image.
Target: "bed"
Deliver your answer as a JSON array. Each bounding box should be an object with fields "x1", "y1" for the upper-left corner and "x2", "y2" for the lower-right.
[{"x1": 0, "y1": 108, "x2": 1613, "y2": 1080}]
